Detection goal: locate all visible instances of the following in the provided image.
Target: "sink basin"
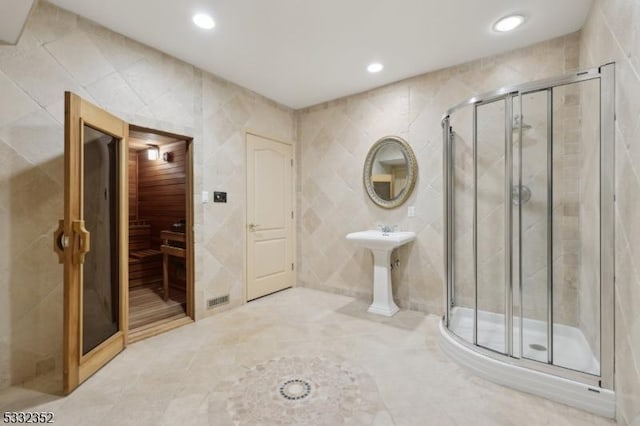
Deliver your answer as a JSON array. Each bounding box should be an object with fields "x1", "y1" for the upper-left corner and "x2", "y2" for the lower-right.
[
  {"x1": 345, "y1": 230, "x2": 416, "y2": 316},
  {"x1": 346, "y1": 230, "x2": 416, "y2": 250}
]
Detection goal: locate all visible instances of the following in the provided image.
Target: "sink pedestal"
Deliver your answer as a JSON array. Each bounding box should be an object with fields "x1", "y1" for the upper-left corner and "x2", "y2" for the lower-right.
[
  {"x1": 368, "y1": 249, "x2": 399, "y2": 316},
  {"x1": 345, "y1": 230, "x2": 415, "y2": 318}
]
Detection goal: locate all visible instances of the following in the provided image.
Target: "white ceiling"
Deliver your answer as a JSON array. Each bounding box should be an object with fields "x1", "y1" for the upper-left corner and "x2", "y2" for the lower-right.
[
  {"x1": 41, "y1": 0, "x2": 592, "y2": 109},
  {"x1": 0, "y1": 0, "x2": 35, "y2": 44}
]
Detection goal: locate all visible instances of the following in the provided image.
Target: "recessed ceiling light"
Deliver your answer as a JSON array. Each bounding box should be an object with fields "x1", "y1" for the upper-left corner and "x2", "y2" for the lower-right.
[
  {"x1": 367, "y1": 63, "x2": 384, "y2": 73},
  {"x1": 493, "y1": 15, "x2": 525, "y2": 32},
  {"x1": 193, "y1": 13, "x2": 215, "y2": 30}
]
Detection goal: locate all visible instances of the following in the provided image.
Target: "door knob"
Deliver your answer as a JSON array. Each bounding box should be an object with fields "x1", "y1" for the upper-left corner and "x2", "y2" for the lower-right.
[
  {"x1": 248, "y1": 223, "x2": 260, "y2": 231},
  {"x1": 53, "y1": 219, "x2": 66, "y2": 264}
]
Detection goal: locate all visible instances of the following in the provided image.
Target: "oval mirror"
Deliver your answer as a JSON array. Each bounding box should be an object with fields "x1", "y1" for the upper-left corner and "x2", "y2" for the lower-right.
[{"x1": 363, "y1": 136, "x2": 417, "y2": 209}]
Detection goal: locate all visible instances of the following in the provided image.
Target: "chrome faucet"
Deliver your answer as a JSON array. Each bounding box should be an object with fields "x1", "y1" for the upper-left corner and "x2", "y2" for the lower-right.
[{"x1": 378, "y1": 224, "x2": 397, "y2": 233}]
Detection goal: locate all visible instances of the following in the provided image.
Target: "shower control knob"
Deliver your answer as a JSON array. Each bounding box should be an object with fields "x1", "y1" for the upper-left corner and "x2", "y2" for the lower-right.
[{"x1": 512, "y1": 185, "x2": 532, "y2": 205}]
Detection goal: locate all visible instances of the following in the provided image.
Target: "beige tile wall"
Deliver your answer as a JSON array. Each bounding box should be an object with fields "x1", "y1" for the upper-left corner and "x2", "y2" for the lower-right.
[
  {"x1": 580, "y1": 1, "x2": 640, "y2": 424},
  {"x1": 297, "y1": 34, "x2": 580, "y2": 315},
  {"x1": 3, "y1": 5, "x2": 637, "y2": 423},
  {"x1": 0, "y1": 1, "x2": 295, "y2": 389}
]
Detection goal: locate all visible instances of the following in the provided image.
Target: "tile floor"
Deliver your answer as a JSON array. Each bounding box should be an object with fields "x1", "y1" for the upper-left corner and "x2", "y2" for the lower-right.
[{"x1": 0, "y1": 288, "x2": 616, "y2": 425}]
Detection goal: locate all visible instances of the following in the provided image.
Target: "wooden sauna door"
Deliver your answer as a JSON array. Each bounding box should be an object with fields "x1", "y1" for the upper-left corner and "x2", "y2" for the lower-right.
[{"x1": 55, "y1": 92, "x2": 129, "y2": 394}]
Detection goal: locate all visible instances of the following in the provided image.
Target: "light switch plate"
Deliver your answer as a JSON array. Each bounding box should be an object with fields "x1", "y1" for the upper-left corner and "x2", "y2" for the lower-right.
[
  {"x1": 408, "y1": 206, "x2": 415, "y2": 217},
  {"x1": 202, "y1": 191, "x2": 209, "y2": 203}
]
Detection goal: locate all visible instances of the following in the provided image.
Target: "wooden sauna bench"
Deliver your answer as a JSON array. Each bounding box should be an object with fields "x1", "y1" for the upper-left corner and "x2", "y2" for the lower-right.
[
  {"x1": 129, "y1": 220, "x2": 162, "y2": 287},
  {"x1": 128, "y1": 222, "x2": 188, "y2": 335},
  {"x1": 160, "y1": 230, "x2": 186, "y2": 301}
]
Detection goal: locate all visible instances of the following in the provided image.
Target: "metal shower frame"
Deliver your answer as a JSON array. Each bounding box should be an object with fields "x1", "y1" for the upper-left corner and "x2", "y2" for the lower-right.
[{"x1": 442, "y1": 63, "x2": 615, "y2": 390}]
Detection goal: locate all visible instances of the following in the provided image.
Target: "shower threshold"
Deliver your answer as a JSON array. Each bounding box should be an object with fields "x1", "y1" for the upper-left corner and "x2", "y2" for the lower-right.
[
  {"x1": 439, "y1": 318, "x2": 615, "y2": 418},
  {"x1": 448, "y1": 307, "x2": 600, "y2": 375}
]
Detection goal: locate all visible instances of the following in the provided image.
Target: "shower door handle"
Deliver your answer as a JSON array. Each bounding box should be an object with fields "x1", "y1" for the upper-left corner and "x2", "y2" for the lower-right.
[{"x1": 72, "y1": 220, "x2": 91, "y2": 265}]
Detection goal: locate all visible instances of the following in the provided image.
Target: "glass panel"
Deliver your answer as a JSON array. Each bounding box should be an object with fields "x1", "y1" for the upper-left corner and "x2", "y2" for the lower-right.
[
  {"x1": 511, "y1": 96, "x2": 521, "y2": 358},
  {"x1": 82, "y1": 124, "x2": 120, "y2": 355},
  {"x1": 552, "y1": 79, "x2": 601, "y2": 375},
  {"x1": 518, "y1": 90, "x2": 551, "y2": 363},
  {"x1": 475, "y1": 99, "x2": 506, "y2": 354},
  {"x1": 448, "y1": 106, "x2": 475, "y2": 343}
]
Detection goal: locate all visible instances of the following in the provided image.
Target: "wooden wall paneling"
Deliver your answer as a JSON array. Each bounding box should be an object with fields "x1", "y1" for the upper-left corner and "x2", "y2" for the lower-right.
[
  {"x1": 126, "y1": 128, "x2": 194, "y2": 337},
  {"x1": 128, "y1": 149, "x2": 138, "y2": 220},
  {"x1": 137, "y1": 141, "x2": 187, "y2": 247}
]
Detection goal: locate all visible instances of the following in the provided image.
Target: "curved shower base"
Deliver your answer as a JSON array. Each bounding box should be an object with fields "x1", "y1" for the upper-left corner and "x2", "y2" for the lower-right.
[{"x1": 438, "y1": 321, "x2": 615, "y2": 418}]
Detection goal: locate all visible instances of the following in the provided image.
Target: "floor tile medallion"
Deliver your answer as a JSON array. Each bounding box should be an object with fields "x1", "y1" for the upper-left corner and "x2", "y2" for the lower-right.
[{"x1": 225, "y1": 356, "x2": 380, "y2": 425}]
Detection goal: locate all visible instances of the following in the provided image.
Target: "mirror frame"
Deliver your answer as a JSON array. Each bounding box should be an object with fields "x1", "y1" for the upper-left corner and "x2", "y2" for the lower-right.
[{"x1": 363, "y1": 135, "x2": 417, "y2": 209}]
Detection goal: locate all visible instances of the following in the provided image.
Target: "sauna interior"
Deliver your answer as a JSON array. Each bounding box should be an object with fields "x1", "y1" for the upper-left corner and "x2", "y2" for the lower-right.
[{"x1": 127, "y1": 128, "x2": 190, "y2": 338}]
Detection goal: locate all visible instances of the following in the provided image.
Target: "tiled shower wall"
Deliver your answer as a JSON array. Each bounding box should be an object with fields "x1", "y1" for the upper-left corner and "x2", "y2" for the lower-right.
[
  {"x1": 297, "y1": 34, "x2": 580, "y2": 315},
  {"x1": 0, "y1": 1, "x2": 296, "y2": 389},
  {"x1": 580, "y1": 0, "x2": 640, "y2": 424}
]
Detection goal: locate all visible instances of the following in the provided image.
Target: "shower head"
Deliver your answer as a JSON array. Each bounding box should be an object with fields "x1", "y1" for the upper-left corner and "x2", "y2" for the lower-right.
[{"x1": 513, "y1": 114, "x2": 532, "y2": 130}]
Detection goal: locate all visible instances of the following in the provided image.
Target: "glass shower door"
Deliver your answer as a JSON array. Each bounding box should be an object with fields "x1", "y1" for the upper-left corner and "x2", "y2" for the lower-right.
[
  {"x1": 516, "y1": 90, "x2": 551, "y2": 364},
  {"x1": 516, "y1": 78, "x2": 603, "y2": 376},
  {"x1": 550, "y1": 79, "x2": 602, "y2": 376},
  {"x1": 475, "y1": 98, "x2": 508, "y2": 354},
  {"x1": 445, "y1": 105, "x2": 475, "y2": 344}
]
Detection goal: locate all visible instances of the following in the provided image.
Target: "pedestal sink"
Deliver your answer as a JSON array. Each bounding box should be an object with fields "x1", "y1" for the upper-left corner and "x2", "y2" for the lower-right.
[{"x1": 345, "y1": 230, "x2": 416, "y2": 316}]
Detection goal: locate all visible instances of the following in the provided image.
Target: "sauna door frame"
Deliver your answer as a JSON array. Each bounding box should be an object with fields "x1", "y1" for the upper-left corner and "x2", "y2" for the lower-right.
[
  {"x1": 58, "y1": 92, "x2": 129, "y2": 394},
  {"x1": 128, "y1": 124, "x2": 195, "y2": 321},
  {"x1": 58, "y1": 93, "x2": 195, "y2": 395}
]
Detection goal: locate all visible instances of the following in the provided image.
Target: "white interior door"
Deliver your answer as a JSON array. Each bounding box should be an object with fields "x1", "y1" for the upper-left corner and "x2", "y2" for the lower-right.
[{"x1": 246, "y1": 133, "x2": 294, "y2": 301}]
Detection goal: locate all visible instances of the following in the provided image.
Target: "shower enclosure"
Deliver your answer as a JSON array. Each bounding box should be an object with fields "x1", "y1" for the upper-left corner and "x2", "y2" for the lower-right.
[{"x1": 440, "y1": 64, "x2": 615, "y2": 417}]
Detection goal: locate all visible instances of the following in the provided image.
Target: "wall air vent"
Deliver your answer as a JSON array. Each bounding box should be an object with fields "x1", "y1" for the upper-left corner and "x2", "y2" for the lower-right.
[{"x1": 207, "y1": 295, "x2": 229, "y2": 309}]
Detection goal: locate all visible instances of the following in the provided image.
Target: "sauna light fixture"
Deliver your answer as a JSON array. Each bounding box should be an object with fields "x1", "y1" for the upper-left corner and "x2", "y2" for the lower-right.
[
  {"x1": 163, "y1": 152, "x2": 173, "y2": 162},
  {"x1": 493, "y1": 15, "x2": 525, "y2": 32},
  {"x1": 147, "y1": 145, "x2": 160, "y2": 161},
  {"x1": 193, "y1": 13, "x2": 215, "y2": 30}
]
